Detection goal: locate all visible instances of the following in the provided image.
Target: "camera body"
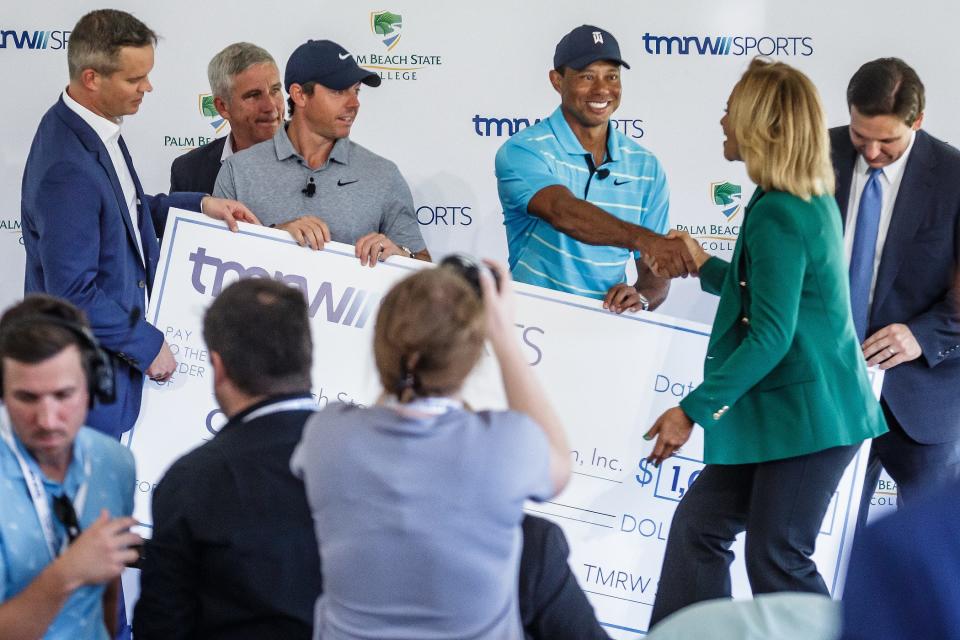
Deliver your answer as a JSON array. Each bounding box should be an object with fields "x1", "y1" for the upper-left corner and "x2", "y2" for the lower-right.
[{"x1": 439, "y1": 254, "x2": 500, "y2": 297}]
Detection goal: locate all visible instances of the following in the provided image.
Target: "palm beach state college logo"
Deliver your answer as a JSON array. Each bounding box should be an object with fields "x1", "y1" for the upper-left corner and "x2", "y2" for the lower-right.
[
  {"x1": 162, "y1": 93, "x2": 223, "y2": 150},
  {"x1": 372, "y1": 11, "x2": 403, "y2": 50},
  {"x1": 674, "y1": 181, "x2": 742, "y2": 252},
  {"x1": 711, "y1": 181, "x2": 742, "y2": 220},
  {"x1": 1, "y1": 218, "x2": 23, "y2": 246},
  {"x1": 356, "y1": 10, "x2": 443, "y2": 81},
  {"x1": 200, "y1": 94, "x2": 228, "y2": 135}
]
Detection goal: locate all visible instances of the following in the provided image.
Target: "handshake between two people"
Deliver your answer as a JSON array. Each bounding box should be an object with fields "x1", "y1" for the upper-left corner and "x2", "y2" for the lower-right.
[{"x1": 642, "y1": 229, "x2": 711, "y2": 279}]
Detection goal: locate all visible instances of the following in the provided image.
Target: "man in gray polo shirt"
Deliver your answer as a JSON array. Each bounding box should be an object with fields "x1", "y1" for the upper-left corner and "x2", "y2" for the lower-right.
[{"x1": 214, "y1": 39, "x2": 429, "y2": 266}]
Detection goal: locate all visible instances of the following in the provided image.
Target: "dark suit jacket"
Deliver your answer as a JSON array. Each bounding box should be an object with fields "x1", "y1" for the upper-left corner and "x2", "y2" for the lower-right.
[
  {"x1": 831, "y1": 127, "x2": 960, "y2": 444},
  {"x1": 20, "y1": 97, "x2": 203, "y2": 437},
  {"x1": 134, "y1": 395, "x2": 322, "y2": 640},
  {"x1": 170, "y1": 136, "x2": 227, "y2": 194},
  {"x1": 841, "y1": 479, "x2": 960, "y2": 640},
  {"x1": 519, "y1": 516, "x2": 610, "y2": 640}
]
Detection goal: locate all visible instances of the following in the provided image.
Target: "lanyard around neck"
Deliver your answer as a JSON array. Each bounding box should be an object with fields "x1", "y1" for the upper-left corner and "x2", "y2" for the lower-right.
[
  {"x1": 383, "y1": 395, "x2": 464, "y2": 417},
  {"x1": 0, "y1": 407, "x2": 91, "y2": 560},
  {"x1": 241, "y1": 396, "x2": 318, "y2": 423}
]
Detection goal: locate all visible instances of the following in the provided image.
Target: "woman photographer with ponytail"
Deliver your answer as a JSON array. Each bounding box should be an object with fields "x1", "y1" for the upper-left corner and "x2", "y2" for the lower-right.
[{"x1": 292, "y1": 261, "x2": 570, "y2": 640}]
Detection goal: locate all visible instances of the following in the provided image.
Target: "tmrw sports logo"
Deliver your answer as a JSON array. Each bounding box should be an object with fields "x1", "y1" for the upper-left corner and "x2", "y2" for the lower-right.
[
  {"x1": 473, "y1": 115, "x2": 645, "y2": 139},
  {"x1": 641, "y1": 33, "x2": 813, "y2": 56},
  {"x1": 188, "y1": 247, "x2": 379, "y2": 329},
  {"x1": 675, "y1": 181, "x2": 742, "y2": 252},
  {"x1": 0, "y1": 28, "x2": 70, "y2": 50},
  {"x1": 162, "y1": 93, "x2": 222, "y2": 149},
  {"x1": 356, "y1": 10, "x2": 443, "y2": 81}
]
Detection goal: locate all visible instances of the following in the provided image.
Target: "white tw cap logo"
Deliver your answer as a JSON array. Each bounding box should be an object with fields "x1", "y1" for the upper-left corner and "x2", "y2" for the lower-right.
[{"x1": 593, "y1": 31, "x2": 604, "y2": 44}]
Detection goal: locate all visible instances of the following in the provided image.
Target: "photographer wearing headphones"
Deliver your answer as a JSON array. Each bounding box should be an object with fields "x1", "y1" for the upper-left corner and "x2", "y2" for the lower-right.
[{"x1": 0, "y1": 294, "x2": 140, "y2": 640}]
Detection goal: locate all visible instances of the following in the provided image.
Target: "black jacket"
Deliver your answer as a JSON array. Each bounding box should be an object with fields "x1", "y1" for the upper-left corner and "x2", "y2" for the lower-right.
[
  {"x1": 134, "y1": 395, "x2": 321, "y2": 640},
  {"x1": 170, "y1": 136, "x2": 227, "y2": 194}
]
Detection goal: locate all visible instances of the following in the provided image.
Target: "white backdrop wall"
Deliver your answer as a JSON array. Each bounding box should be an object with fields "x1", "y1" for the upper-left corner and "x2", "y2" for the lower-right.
[{"x1": 2, "y1": 0, "x2": 946, "y2": 521}]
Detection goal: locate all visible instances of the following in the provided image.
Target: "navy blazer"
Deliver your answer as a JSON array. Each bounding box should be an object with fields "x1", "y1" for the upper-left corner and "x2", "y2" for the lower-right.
[
  {"x1": 170, "y1": 136, "x2": 227, "y2": 194},
  {"x1": 831, "y1": 127, "x2": 960, "y2": 444},
  {"x1": 841, "y1": 479, "x2": 960, "y2": 640},
  {"x1": 20, "y1": 97, "x2": 203, "y2": 437},
  {"x1": 519, "y1": 516, "x2": 609, "y2": 640},
  {"x1": 134, "y1": 397, "x2": 321, "y2": 639}
]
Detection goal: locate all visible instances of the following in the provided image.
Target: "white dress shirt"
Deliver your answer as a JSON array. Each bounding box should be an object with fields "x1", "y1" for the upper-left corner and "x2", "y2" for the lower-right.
[
  {"x1": 62, "y1": 88, "x2": 148, "y2": 310},
  {"x1": 843, "y1": 130, "x2": 916, "y2": 307},
  {"x1": 219, "y1": 133, "x2": 236, "y2": 164}
]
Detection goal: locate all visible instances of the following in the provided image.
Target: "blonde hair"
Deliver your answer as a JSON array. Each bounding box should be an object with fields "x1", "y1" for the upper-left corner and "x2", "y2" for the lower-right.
[
  {"x1": 373, "y1": 268, "x2": 485, "y2": 402},
  {"x1": 728, "y1": 58, "x2": 834, "y2": 200}
]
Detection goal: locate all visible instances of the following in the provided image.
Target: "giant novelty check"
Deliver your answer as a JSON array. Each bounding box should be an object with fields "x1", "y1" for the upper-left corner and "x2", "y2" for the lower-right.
[{"x1": 126, "y1": 209, "x2": 877, "y2": 637}]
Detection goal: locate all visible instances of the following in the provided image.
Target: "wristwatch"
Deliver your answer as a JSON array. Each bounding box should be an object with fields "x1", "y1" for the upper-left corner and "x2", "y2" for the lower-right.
[
  {"x1": 398, "y1": 245, "x2": 416, "y2": 259},
  {"x1": 638, "y1": 293, "x2": 650, "y2": 311}
]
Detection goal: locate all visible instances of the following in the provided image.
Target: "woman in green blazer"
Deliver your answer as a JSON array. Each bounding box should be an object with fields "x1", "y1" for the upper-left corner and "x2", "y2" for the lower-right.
[{"x1": 646, "y1": 59, "x2": 887, "y2": 627}]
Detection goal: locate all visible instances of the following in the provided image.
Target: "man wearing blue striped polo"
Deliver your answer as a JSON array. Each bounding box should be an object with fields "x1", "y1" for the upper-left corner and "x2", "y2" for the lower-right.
[{"x1": 496, "y1": 25, "x2": 692, "y2": 313}]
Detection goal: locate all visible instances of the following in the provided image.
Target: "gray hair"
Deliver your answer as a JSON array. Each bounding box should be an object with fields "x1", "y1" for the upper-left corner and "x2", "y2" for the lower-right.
[
  {"x1": 67, "y1": 9, "x2": 157, "y2": 80},
  {"x1": 207, "y1": 42, "x2": 277, "y2": 103}
]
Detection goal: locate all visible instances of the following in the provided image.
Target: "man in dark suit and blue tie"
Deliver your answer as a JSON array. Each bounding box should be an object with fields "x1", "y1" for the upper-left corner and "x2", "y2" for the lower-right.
[
  {"x1": 21, "y1": 9, "x2": 258, "y2": 439},
  {"x1": 169, "y1": 42, "x2": 285, "y2": 194},
  {"x1": 830, "y1": 57, "x2": 960, "y2": 527}
]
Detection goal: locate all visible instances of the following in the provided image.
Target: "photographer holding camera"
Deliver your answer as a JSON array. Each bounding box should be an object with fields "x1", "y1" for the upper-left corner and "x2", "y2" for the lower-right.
[
  {"x1": 0, "y1": 294, "x2": 140, "y2": 640},
  {"x1": 292, "y1": 259, "x2": 571, "y2": 639}
]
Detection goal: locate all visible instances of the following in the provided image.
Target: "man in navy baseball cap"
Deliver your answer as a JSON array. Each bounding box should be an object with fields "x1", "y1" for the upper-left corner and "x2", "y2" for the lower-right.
[
  {"x1": 210, "y1": 37, "x2": 429, "y2": 268},
  {"x1": 284, "y1": 39, "x2": 381, "y2": 91},
  {"x1": 553, "y1": 24, "x2": 630, "y2": 71}
]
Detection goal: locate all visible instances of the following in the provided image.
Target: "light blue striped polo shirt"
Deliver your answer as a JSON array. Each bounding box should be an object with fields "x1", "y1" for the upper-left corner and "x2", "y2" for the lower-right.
[{"x1": 495, "y1": 106, "x2": 669, "y2": 298}]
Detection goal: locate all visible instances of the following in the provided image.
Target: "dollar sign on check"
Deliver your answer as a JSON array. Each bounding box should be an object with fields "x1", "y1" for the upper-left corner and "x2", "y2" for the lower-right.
[{"x1": 635, "y1": 459, "x2": 654, "y2": 486}]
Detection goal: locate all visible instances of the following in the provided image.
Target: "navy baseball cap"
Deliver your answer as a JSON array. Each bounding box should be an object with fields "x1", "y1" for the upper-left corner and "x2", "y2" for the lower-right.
[
  {"x1": 554, "y1": 25, "x2": 630, "y2": 71},
  {"x1": 284, "y1": 39, "x2": 382, "y2": 91}
]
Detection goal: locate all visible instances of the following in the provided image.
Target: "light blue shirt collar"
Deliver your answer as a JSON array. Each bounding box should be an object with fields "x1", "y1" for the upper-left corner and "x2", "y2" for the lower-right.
[{"x1": 546, "y1": 106, "x2": 619, "y2": 162}]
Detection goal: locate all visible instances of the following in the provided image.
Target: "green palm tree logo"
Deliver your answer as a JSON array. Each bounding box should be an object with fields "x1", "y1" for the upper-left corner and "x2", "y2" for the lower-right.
[
  {"x1": 371, "y1": 11, "x2": 403, "y2": 50},
  {"x1": 198, "y1": 94, "x2": 227, "y2": 134},
  {"x1": 710, "y1": 181, "x2": 742, "y2": 220}
]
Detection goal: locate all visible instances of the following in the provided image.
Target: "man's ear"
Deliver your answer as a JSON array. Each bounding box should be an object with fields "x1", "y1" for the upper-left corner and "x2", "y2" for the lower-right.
[
  {"x1": 549, "y1": 69, "x2": 563, "y2": 94},
  {"x1": 289, "y1": 83, "x2": 307, "y2": 108},
  {"x1": 213, "y1": 95, "x2": 231, "y2": 120},
  {"x1": 210, "y1": 351, "x2": 226, "y2": 383},
  {"x1": 78, "y1": 68, "x2": 100, "y2": 92},
  {"x1": 911, "y1": 111, "x2": 925, "y2": 131}
]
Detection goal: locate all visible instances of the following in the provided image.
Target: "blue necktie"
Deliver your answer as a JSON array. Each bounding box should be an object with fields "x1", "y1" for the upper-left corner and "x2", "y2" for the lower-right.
[{"x1": 849, "y1": 167, "x2": 883, "y2": 342}]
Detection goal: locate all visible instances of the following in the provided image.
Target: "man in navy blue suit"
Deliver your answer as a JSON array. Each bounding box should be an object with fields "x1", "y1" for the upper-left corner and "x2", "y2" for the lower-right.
[
  {"x1": 21, "y1": 9, "x2": 258, "y2": 439},
  {"x1": 830, "y1": 58, "x2": 960, "y2": 527},
  {"x1": 840, "y1": 479, "x2": 960, "y2": 640}
]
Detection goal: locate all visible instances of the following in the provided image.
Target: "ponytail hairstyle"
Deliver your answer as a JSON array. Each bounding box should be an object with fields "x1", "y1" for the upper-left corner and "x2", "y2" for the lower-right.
[{"x1": 373, "y1": 268, "x2": 485, "y2": 402}]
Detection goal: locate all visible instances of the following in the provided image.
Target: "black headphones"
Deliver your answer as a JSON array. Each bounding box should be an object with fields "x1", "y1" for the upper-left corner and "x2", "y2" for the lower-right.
[{"x1": 0, "y1": 314, "x2": 116, "y2": 408}]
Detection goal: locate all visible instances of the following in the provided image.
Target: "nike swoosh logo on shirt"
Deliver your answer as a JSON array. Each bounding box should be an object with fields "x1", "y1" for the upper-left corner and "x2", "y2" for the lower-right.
[
  {"x1": 337, "y1": 179, "x2": 358, "y2": 186},
  {"x1": 338, "y1": 53, "x2": 351, "y2": 60},
  {"x1": 614, "y1": 178, "x2": 631, "y2": 186}
]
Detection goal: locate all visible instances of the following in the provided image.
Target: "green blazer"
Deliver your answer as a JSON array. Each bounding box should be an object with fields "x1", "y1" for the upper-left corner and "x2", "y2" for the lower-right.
[{"x1": 680, "y1": 187, "x2": 887, "y2": 465}]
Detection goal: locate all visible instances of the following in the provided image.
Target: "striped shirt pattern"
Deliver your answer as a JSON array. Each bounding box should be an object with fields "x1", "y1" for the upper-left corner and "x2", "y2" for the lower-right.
[{"x1": 495, "y1": 106, "x2": 669, "y2": 298}]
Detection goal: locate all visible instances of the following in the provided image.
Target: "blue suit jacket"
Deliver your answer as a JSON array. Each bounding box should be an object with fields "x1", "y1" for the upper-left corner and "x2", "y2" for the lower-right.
[
  {"x1": 21, "y1": 97, "x2": 203, "y2": 438},
  {"x1": 841, "y1": 480, "x2": 960, "y2": 640},
  {"x1": 831, "y1": 127, "x2": 960, "y2": 445}
]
